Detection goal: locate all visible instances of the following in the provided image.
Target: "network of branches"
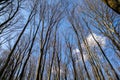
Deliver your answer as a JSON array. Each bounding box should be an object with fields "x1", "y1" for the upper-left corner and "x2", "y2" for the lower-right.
[{"x1": 0, "y1": 0, "x2": 120, "y2": 80}]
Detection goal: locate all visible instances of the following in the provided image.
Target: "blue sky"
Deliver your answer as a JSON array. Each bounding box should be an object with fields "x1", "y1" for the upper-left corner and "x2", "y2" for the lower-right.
[{"x1": 0, "y1": 0, "x2": 120, "y2": 79}]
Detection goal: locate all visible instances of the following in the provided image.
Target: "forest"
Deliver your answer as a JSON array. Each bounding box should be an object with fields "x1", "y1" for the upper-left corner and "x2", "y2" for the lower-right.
[{"x1": 0, "y1": 0, "x2": 120, "y2": 80}]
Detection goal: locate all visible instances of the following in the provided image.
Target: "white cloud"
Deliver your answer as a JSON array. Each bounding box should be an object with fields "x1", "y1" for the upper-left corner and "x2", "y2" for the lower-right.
[
  {"x1": 73, "y1": 48, "x2": 80, "y2": 55},
  {"x1": 72, "y1": 49, "x2": 88, "y2": 62},
  {"x1": 72, "y1": 33, "x2": 106, "y2": 63},
  {"x1": 86, "y1": 33, "x2": 106, "y2": 47},
  {"x1": 76, "y1": 53, "x2": 88, "y2": 63}
]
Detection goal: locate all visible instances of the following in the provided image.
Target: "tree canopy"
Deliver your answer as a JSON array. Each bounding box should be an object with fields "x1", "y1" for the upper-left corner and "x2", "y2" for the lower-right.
[{"x1": 102, "y1": 0, "x2": 120, "y2": 14}]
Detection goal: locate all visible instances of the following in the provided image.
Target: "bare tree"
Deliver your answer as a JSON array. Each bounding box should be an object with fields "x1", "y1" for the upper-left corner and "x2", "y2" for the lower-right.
[{"x1": 0, "y1": 0, "x2": 119, "y2": 80}]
